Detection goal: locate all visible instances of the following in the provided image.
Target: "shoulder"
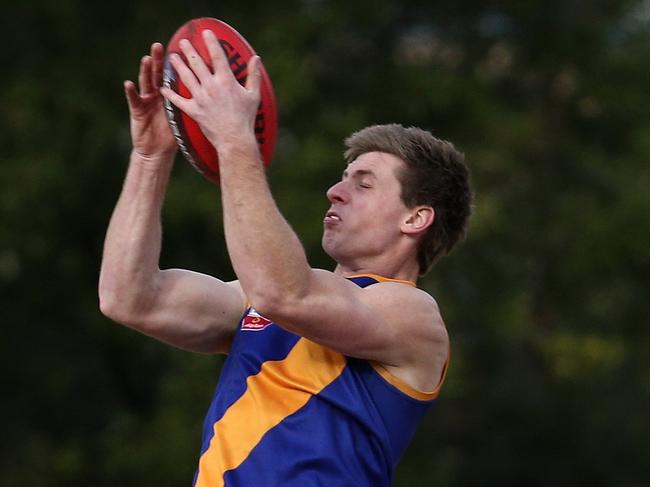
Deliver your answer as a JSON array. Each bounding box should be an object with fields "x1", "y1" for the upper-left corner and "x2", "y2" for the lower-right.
[
  {"x1": 313, "y1": 271, "x2": 442, "y2": 324},
  {"x1": 361, "y1": 280, "x2": 442, "y2": 325},
  {"x1": 317, "y1": 272, "x2": 443, "y2": 333},
  {"x1": 362, "y1": 281, "x2": 449, "y2": 391}
]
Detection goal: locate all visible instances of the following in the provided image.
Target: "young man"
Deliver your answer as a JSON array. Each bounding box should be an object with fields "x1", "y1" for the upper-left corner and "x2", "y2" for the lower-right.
[{"x1": 99, "y1": 32, "x2": 471, "y2": 486}]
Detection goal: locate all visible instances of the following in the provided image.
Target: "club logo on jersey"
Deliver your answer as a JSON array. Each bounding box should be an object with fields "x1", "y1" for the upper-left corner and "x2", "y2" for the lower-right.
[{"x1": 241, "y1": 308, "x2": 273, "y2": 331}]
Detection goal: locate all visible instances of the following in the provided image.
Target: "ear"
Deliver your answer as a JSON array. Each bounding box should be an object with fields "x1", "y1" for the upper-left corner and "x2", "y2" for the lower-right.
[{"x1": 401, "y1": 206, "x2": 435, "y2": 236}]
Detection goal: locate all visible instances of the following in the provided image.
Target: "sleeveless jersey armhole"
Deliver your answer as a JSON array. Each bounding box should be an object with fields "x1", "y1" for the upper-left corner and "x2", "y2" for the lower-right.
[{"x1": 370, "y1": 346, "x2": 450, "y2": 402}]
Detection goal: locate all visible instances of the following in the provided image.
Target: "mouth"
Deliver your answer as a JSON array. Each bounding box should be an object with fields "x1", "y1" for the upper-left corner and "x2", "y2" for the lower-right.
[{"x1": 324, "y1": 210, "x2": 341, "y2": 224}]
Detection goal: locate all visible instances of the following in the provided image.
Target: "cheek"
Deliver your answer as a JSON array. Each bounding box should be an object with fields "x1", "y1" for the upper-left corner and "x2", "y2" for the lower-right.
[
  {"x1": 369, "y1": 194, "x2": 405, "y2": 221},
  {"x1": 360, "y1": 203, "x2": 404, "y2": 238},
  {"x1": 347, "y1": 190, "x2": 405, "y2": 229}
]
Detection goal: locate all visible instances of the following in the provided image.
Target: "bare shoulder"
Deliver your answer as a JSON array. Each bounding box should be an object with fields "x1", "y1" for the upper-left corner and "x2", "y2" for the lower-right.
[
  {"x1": 361, "y1": 281, "x2": 449, "y2": 392},
  {"x1": 361, "y1": 281, "x2": 444, "y2": 330}
]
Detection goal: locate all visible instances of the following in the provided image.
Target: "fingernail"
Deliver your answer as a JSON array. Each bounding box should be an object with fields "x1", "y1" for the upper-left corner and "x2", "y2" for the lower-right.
[
  {"x1": 203, "y1": 29, "x2": 214, "y2": 38},
  {"x1": 180, "y1": 38, "x2": 189, "y2": 47}
]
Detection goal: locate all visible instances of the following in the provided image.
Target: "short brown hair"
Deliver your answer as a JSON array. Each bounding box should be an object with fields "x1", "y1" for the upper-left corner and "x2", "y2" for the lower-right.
[{"x1": 344, "y1": 124, "x2": 472, "y2": 275}]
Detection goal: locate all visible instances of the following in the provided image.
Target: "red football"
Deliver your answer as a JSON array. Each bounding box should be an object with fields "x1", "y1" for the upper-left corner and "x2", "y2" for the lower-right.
[{"x1": 163, "y1": 18, "x2": 278, "y2": 183}]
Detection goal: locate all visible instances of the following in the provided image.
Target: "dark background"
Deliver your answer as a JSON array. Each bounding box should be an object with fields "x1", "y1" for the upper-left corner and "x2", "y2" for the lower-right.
[{"x1": 2, "y1": 1, "x2": 648, "y2": 485}]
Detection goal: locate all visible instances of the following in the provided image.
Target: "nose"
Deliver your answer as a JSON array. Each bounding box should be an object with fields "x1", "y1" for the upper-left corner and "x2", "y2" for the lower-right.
[{"x1": 326, "y1": 180, "x2": 348, "y2": 204}]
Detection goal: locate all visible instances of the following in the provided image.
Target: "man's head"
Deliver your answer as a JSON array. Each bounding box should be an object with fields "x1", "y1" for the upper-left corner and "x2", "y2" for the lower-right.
[{"x1": 343, "y1": 124, "x2": 472, "y2": 275}]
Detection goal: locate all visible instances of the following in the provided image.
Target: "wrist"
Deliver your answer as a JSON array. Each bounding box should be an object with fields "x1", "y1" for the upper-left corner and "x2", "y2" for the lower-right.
[
  {"x1": 130, "y1": 149, "x2": 176, "y2": 171},
  {"x1": 217, "y1": 136, "x2": 261, "y2": 166}
]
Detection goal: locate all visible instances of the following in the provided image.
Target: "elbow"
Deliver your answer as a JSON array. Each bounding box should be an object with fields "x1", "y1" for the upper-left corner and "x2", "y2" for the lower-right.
[
  {"x1": 98, "y1": 272, "x2": 124, "y2": 322},
  {"x1": 98, "y1": 268, "x2": 166, "y2": 335},
  {"x1": 246, "y1": 291, "x2": 276, "y2": 319},
  {"x1": 247, "y1": 287, "x2": 302, "y2": 325},
  {"x1": 245, "y1": 271, "x2": 315, "y2": 323},
  {"x1": 98, "y1": 285, "x2": 148, "y2": 328},
  {"x1": 98, "y1": 289, "x2": 129, "y2": 324},
  {"x1": 98, "y1": 267, "x2": 160, "y2": 328}
]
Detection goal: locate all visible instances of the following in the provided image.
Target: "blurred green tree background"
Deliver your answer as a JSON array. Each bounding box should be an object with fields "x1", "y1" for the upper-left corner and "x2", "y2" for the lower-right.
[{"x1": 1, "y1": 0, "x2": 648, "y2": 485}]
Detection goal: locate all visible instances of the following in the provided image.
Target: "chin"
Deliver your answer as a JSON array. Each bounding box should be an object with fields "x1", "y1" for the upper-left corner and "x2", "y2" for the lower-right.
[
  {"x1": 321, "y1": 235, "x2": 335, "y2": 259},
  {"x1": 322, "y1": 235, "x2": 345, "y2": 263}
]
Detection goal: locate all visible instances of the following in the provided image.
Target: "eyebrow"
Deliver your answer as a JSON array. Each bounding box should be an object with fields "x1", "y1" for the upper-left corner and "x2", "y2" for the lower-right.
[{"x1": 342, "y1": 168, "x2": 376, "y2": 180}]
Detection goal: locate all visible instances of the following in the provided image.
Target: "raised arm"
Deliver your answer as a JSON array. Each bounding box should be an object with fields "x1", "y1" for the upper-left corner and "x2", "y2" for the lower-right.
[{"x1": 99, "y1": 42, "x2": 246, "y2": 354}]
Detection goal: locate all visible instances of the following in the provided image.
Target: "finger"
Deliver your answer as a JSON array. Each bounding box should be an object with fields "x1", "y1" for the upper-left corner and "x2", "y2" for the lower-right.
[
  {"x1": 151, "y1": 42, "x2": 165, "y2": 88},
  {"x1": 139, "y1": 55, "x2": 153, "y2": 95},
  {"x1": 246, "y1": 55, "x2": 262, "y2": 95},
  {"x1": 168, "y1": 53, "x2": 200, "y2": 92},
  {"x1": 203, "y1": 29, "x2": 231, "y2": 77},
  {"x1": 124, "y1": 80, "x2": 142, "y2": 111},
  {"x1": 179, "y1": 38, "x2": 212, "y2": 80},
  {"x1": 160, "y1": 86, "x2": 193, "y2": 114}
]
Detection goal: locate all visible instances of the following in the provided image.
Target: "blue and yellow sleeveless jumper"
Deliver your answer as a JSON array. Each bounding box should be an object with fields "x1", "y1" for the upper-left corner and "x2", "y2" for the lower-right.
[{"x1": 193, "y1": 274, "x2": 447, "y2": 486}]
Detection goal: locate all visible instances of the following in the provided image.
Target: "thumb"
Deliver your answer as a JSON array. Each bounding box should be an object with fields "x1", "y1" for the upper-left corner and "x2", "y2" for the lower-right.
[{"x1": 245, "y1": 55, "x2": 262, "y2": 95}]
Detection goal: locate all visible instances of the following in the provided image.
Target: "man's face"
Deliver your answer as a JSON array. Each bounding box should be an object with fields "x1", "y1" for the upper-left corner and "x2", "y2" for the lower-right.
[{"x1": 322, "y1": 151, "x2": 411, "y2": 268}]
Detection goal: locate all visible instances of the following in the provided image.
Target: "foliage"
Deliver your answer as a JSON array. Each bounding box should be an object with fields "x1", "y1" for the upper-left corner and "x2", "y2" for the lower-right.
[{"x1": 1, "y1": 0, "x2": 648, "y2": 485}]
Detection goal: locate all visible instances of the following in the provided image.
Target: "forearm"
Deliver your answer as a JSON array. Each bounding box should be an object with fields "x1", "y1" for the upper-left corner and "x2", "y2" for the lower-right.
[
  {"x1": 161, "y1": 38, "x2": 311, "y2": 313},
  {"x1": 219, "y1": 139, "x2": 311, "y2": 310},
  {"x1": 99, "y1": 151, "x2": 174, "y2": 318}
]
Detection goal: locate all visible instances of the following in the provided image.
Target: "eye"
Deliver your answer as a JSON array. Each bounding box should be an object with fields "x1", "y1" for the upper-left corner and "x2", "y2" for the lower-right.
[{"x1": 358, "y1": 181, "x2": 372, "y2": 189}]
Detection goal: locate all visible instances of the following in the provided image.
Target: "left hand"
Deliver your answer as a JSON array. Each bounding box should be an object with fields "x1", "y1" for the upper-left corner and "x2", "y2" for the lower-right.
[
  {"x1": 160, "y1": 29, "x2": 262, "y2": 154},
  {"x1": 125, "y1": 42, "x2": 178, "y2": 163}
]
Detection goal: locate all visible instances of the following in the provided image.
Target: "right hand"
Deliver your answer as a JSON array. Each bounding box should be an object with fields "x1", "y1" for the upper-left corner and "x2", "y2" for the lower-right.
[
  {"x1": 124, "y1": 42, "x2": 178, "y2": 162},
  {"x1": 160, "y1": 31, "x2": 262, "y2": 157}
]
